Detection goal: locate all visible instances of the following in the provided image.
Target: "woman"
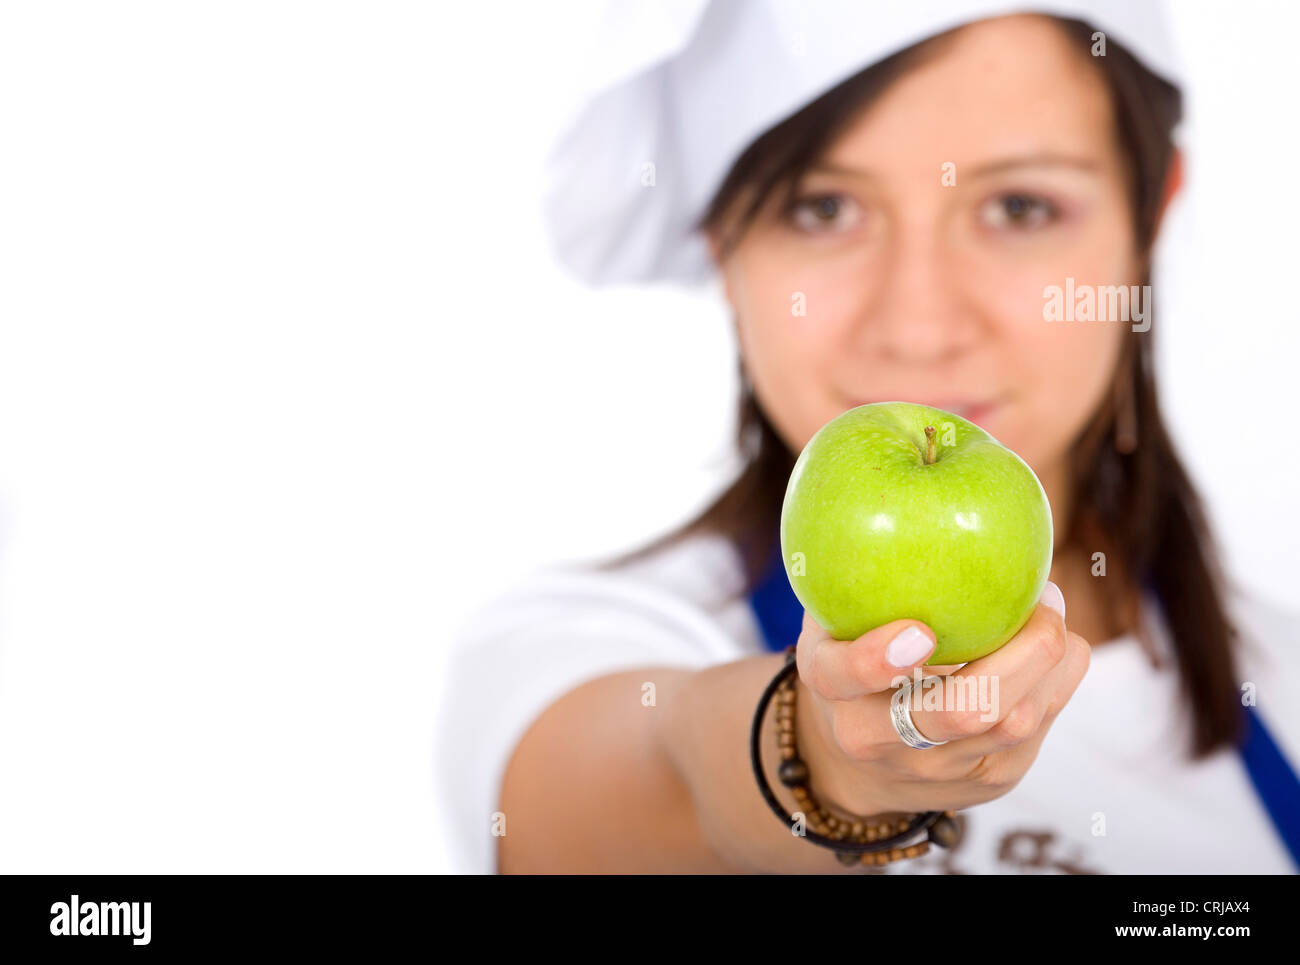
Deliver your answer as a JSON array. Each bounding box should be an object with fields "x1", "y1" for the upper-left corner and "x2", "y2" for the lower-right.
[{"x1": 437, "y1": 2, "x2": 1300, "y2": 873}]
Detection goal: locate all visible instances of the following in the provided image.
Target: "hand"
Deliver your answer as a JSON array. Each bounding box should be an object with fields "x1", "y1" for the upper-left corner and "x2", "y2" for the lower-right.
[{"x1": 792, "y1": 583, "x2": 1090, "y2": 817}]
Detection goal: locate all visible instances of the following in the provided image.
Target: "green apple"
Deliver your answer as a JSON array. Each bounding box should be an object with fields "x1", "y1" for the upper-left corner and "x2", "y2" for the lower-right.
[{"x1": 780, "y1": 402, "x2": 1053, "y2": 665}]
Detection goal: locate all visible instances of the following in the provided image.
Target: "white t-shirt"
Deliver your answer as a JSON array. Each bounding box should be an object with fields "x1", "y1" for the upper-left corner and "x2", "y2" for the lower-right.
[{"x1": 435, "y1": 533, "x2": 1300, "y2": 874}]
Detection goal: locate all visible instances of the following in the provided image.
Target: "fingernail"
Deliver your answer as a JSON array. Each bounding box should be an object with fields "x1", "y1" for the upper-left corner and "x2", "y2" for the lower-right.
[
  {"x1": 1039, "y1": 581, "x2": 1066, "y2": 620},
  {"x1": 886, "y1": 626, "x2": 934, "y2": 667}
]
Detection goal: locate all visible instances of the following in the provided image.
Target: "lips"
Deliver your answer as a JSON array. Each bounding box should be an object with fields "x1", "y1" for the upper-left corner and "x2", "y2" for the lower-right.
[
  {"x1": 849, "y1": 397, "x2": 1002, "y2": 430},
  {"x1": 955, "y1": 402, "x2": 1000, "y2": 430},
  {"x1": 932, "y1": 400, "x2": 999, "y2": 426}
]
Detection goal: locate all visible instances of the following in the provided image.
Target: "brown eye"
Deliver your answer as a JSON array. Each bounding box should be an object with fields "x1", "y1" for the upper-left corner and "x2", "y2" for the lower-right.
[
  {"x1": 788, "y1": 194, "x2": 863, "y2": 234},
  {"x1": 978, "y1": 193, "x2": 1059, "y2": 231}
]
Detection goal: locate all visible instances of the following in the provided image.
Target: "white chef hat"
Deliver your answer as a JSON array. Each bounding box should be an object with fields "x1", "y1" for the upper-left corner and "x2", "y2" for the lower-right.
[{"x1": 543, "y1": 0, "x2": 1182, "y2": 287}]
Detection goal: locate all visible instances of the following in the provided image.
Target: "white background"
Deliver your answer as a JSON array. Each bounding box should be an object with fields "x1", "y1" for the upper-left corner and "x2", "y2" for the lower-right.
[{"x1": 0, "y1": 1, "x2": 1295, "y2": 873}]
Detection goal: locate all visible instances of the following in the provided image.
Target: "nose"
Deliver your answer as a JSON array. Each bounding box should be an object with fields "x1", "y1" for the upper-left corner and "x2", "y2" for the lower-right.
[{"x1": 857, "y1": 227, "x2": 982, "y2": 365}]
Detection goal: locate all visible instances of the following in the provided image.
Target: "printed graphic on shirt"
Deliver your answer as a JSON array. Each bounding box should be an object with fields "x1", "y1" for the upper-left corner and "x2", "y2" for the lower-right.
[{"x1": 871, "y1": 814, "x2": 1103, "y2": 875}]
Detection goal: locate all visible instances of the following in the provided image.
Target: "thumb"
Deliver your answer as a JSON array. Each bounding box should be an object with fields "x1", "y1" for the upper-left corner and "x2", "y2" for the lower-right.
[{"x1": 797, "y1": 616, "x2": 937, "y2": 701}]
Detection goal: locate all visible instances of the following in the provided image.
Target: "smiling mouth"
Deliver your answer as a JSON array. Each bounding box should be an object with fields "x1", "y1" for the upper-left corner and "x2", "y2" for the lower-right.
[
  {"x1": 849, "y1": 398, "x2": 1003, "y2": 428},
  {"x1": 936, "y1": 400, "x2": 1000, "y2": 424}
]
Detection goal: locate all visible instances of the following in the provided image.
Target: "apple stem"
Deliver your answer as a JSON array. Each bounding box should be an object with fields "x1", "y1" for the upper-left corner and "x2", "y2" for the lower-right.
[{"x1": 924, "y1": 425, "x2": 937, "y2": 465}]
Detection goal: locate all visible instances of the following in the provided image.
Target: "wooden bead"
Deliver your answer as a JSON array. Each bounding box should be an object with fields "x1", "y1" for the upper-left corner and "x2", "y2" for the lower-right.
[
  {"x1": 928, "y1": 814, "x2": 961, "y2": 849},
  {"x1": 767, "y1": 650, "x2": 938, "y2": 871},
  {"x1": 777, "y1": 758, "x2": 809, "y2": 787}
]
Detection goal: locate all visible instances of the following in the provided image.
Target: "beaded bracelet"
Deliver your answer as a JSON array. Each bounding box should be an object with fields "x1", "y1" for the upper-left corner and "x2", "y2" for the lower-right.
[{"x1": 749, "y1": 645, "x2": 962, "y2": 868}]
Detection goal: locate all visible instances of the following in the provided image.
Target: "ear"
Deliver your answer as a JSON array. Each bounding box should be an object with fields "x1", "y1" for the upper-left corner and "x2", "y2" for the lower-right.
[
  {"x1": 1154, "y1": 148, "x2": 1185, "y2": 234},
  {"x1": 704, "y1": 229, "x2": 723, "y2": 267}
]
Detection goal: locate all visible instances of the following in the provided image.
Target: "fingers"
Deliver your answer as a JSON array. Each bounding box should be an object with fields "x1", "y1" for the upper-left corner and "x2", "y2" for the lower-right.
[
  {"x1": 818, "y1": 584, "x2": 1084, "y2": 758},
  {"x1": 796, "y1": 610, "x2": 936, "y2": 701},
  {"x1": 945, "y1": 629, "x2": 1092, "y2": 758},
  {"x1": 938, "y1": 635, "x2": 1091, "y2": 795},
  {"x1": 905, "y1": 599, "x2": 1070, "y2": 744},
  {"x1": 823, "y1": 627, "x2": 1091, "y2": 780}
]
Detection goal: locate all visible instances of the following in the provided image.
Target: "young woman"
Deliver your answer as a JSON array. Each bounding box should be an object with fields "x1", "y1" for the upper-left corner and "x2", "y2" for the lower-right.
[{"x1": 437, "y1": 4, "x2": 1300, "y2": 873}]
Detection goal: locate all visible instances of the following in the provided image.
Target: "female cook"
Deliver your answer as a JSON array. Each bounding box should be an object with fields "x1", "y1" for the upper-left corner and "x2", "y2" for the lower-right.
[{"x1": 437, "y1": 0, "x2": 1300, "y2": 874}]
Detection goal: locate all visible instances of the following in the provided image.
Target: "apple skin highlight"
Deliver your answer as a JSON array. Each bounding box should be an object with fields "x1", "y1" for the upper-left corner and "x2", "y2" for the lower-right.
[{"x1": 780, "y1": 402, "x2": 1054, "y2": 665}]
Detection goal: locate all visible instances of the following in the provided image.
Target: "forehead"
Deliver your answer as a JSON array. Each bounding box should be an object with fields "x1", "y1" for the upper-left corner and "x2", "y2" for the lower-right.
[{"x1": 822, "y1": 14, "x2": 1117, "y2": 172}]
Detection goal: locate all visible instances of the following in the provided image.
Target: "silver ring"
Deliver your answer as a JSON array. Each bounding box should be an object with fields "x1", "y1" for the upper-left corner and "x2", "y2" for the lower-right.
[{"x1": 890, "y1": 679, "x2": 949, "y2": 749}]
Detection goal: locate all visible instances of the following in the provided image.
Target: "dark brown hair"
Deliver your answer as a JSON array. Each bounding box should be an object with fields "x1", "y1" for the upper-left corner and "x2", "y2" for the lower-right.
[{"x1": 625, "y1": 17, "x2": 1242, "y2": 758}]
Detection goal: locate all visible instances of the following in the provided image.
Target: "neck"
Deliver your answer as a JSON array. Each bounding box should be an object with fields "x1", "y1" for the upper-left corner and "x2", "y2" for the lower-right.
[
  {"x1": 1036, "y1": 459, "x2": 1074, "y2": 552},
  {"x1": 1035, "y1": 458, "x2": 1142, "y2": 647}
]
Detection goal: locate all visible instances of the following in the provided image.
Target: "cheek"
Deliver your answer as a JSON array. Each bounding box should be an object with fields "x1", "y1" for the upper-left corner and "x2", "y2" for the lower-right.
[
  {"x1": 728, "y1": 253, "x2": 867, "y2": 447},
  {"x1": 1015, "y1": 320, "x2": 1123, "y2": 463},
  {"x1": 966, "y1": 240, "x2": 1131, "y2": 466}
]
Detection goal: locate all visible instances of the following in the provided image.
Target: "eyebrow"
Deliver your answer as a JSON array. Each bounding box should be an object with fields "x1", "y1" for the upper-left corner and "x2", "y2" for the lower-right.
[{"x1": 808, "y1": 153, "x2": 1103, "y2": 179}]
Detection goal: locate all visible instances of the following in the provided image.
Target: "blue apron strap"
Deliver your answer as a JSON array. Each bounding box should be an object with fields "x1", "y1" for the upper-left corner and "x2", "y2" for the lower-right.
[
  {"x1": 1238, "y1": 704, "x2": 1300, "y2": 870},
  {"x1": 748, "y1": 541, "x2": 1300, "y2": 870},
  {"x1": 748, "y1": 542, "x2": 803, "y2": 654}
]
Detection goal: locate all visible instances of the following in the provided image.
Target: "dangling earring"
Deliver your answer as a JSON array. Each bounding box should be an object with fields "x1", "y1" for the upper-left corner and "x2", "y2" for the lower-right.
[{"x1": 1113, "y1": 350, "x2": 1138, "y2": 455}]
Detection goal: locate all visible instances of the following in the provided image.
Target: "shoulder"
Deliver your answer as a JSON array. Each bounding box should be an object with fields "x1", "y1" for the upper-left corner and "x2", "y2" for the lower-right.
[
  {"x1": 456, "y1": 531, "x2": 759, "y2": 664},
  {"x1": 435, "y1": 531, "x2": 760, "y2": 872}
]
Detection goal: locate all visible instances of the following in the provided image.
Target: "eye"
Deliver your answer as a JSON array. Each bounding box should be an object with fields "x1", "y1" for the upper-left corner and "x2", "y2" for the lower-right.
[
  {"x1": 978, "y1": 193, "x2": 1060, "y2": 231},
  {"x1": 786, "y1": 193, "x2": 864, "y2": 234}
]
